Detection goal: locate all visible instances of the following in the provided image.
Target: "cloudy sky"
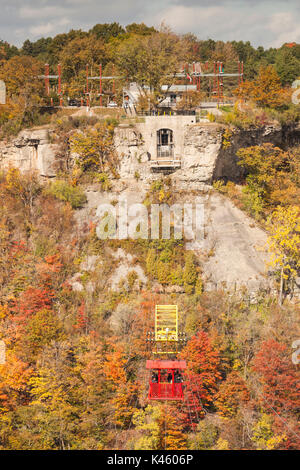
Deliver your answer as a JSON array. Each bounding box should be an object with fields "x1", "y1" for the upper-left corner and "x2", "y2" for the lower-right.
[{"x1": 1, "y1": 0, "x2": 300, "y2": 48}]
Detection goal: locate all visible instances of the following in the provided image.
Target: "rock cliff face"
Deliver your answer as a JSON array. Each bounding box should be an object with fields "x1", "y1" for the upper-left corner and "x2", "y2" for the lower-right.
[
  {"x1": 74, "y1": 185, "x2": 272, "y2": 296},
  {"x1": 202, "y1": 191, "x2": 270, "y2": 294},
  {"x1": 176, "y1": 124, "x2": 223, "y2": 188},
  {"x1": 1, "y1": 121, "x2": 299, "y2": 185},
  {"x1": 115, "y1": 123, "x2": 224, "y2": 187},
  {"x1": 1, "y1": 120, "x2": 298, "y2": 296},
  {"x1": 0, "y1": 128, "x2": 58, "y2": 177},
  {"x1": 115, "y1": 121, "x2": 299, "y2": 189}
]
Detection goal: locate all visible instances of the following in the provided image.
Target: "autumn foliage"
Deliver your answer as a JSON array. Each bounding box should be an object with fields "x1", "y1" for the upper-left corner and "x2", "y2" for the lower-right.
[
  {"x1": 235, "y1": 65, "x2": 290, "y2": 108},
  {"x1": 0, "y1": 23, "x2": 299, "y2": 450}
]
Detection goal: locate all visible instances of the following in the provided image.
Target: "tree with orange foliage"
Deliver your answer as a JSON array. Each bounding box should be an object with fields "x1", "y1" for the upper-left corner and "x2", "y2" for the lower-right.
[
  {"x1": 180, "y1": 330, "x2": 222, "y2": 427},
  {"x1": 133, "y1": 403, "x2": 187, "y2": 450},
  {"x1": 102, "y1": 339, "x2": 140, "y2": 433},
  {"x1": 215, "y1": 371, "x2": 250, "y2": 417},
  {"x1": 36, "y1": 254, "x2": 63, "y2": 289},
  {"x1": 0, "y1": 352, "x2": 33, "y2": 412},
  {"x1": 102, "y1": 340, "x2": 127, "y2": 388},
  {"x1": 235, "y1": 65, "x2": 289, "y2": 108},
  {"x1": 74, "y1": 301, "x2": 88, "y2": 331}
]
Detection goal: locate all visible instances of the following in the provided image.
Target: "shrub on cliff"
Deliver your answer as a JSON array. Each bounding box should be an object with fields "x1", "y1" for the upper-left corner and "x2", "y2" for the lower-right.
[{"x1": 45, "y1": 180, "x2": 87, "y2": 209}]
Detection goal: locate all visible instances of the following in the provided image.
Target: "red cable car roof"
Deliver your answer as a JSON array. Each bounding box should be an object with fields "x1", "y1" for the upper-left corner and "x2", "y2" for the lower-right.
[{"x1": 146, "y1": 360, "x2": 187, "y2": 370}]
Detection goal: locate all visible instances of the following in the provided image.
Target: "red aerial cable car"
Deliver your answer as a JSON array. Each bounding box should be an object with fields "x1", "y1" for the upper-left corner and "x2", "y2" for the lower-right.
[
  {"x1": 146, "y1": 305, "x2": 187, "y2": 401},
  {"x1": 146, "y1": 359, "x2": 186, "y2": 401}
]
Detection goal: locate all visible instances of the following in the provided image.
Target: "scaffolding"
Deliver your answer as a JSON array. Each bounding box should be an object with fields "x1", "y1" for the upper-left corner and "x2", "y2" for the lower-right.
[
  {"x1": 174, "y1": 60, "x2": 244, "y2": 106},
  {"x1": 40, "y1": 63, "x2": 123, "y2": 107},
  {"x1": 155, "y1": 304, "x2": 178, "y2": 342},
  {"x1": 146, "y1": 305, "x2": 187, "y2": 355},
  {"x1": 40, "y1": 63, "x2": 63, "y2": 106},
  {"x1": 39, "y1": 59, "x2": 243, "y2": 108},
  {"x1": 86, "y1": 63, "x2": 123, "y2": 106}
]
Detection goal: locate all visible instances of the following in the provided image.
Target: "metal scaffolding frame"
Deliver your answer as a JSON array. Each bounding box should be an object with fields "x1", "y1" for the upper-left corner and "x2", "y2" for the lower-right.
[
  {"x1": 39, "y1": 59, "x2": 244, "y2": 108},
  {"x1": 175, "y1": 60, "x2": 244, "y2": 106}
]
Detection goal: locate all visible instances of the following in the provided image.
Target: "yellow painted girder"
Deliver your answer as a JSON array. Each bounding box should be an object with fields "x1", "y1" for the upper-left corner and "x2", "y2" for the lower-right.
[{"x1": 155, "y1": 305, "x2": 178, "y2": 342}]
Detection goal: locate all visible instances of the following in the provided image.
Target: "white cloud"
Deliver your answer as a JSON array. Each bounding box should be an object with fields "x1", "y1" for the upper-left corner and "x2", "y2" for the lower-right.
[
  {"x1": 65, "y1": 0, "x2": 92, "y2": 3},
  {"x1": 152, "y1": 5, "x2": 225, "y2": 33},
  {"x1": 0, "y1": 0, "x2": 299, "y2": 48},
  {"x1": 19, "y1": 6, "x2": 69, "y2": 20},
  {"x1": 149, "y1": 4, "x2": 263, "y2": 44},
  {"x1": 29, "y1": 18, "x2": 71, "y2": 36},
  {"x1": 267, "y1": 12, "x2": 300, "y2": 47},
  {"x1": 148, "y1": 3, "x2": 300, "y2": 48}
]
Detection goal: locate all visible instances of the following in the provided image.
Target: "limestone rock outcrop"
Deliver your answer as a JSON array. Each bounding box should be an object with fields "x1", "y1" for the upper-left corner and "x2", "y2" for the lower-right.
[
  {"x1": 115, "y1": 121, "x2": 298, "y2": 189},
  {"x1": 0, "y1": 128, "x2": 58, "y2": 177},
  {"x1": 1, "y1": 120, "x2": 300, "y2": 185}
]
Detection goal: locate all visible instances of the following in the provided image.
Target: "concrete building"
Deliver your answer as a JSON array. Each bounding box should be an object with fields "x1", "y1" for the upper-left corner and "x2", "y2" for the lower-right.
[
  {"x1": 159, "y1": 84, "x2": 197, "y2": 108},
  {"x1": 136, "y1": 115, "x2": 196, "y2": 169}
]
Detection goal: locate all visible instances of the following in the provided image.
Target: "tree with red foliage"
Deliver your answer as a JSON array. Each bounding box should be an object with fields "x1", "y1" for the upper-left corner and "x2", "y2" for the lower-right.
[
  {"x1": 253, "y1": 339, "x2": 299, "y2": 413},
  {"x1": 180, "y1": 330, "x2": 222, "y2": 428},
  {"x1": 253, "y1": 339, "x2": 300, "y2": 449},
  {"x1": 13, "y1": 286, "x2": 54, "y2": 317},
  {"x1": 75, "y1": 301, "x2": 88, "y2": 331},
  {"x1": 9, "y1": 240, "x2": 28, "y2": 259},
  {"x1": 10, "y1": 286, "x2": 54, "y2": 335}
]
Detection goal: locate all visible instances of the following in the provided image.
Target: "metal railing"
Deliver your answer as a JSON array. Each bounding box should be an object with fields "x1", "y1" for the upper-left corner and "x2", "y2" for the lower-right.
[
  {"x1": 137, "y1": 109, "x2": 196, "y2": 116},
  {"x1": 157, "y1": 144, "x2": 174, "y2": 159},
  {"x1": 149, "y1": 383, "x2": 184, "y2": 400}
]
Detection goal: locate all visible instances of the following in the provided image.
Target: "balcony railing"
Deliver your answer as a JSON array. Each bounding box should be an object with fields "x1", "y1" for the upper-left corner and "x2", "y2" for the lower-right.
[{"x1": 157, "y1": 144, "x2": 174, "y2": 159}]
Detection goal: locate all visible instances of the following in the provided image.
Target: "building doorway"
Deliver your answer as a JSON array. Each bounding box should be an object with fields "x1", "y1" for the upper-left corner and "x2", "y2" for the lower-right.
[{"x1": 157, "y1": 129, "x2": 174, "y2": 158}]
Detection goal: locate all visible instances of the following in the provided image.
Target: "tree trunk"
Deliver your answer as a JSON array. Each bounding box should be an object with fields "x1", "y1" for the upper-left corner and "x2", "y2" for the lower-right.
[{"x1": 279, "y1": 266, "x2": 284, "y2": 307}]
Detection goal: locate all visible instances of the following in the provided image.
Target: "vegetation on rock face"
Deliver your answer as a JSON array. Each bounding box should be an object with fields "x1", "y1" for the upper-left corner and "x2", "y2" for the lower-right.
[
  {"x1": 266, "y1": 205, "x2": 300, "y2": 304},
  {"x1": 237, "y1": 143, "x2": 300, "y2": 211},
  {"x1": 0, "y1": 165, "x2": 298, "y2": 450},
  {"x1": 70, "y1": 120, "x2": 119, "y2": 175},
  {"x1": 45, "y1": 180, "x2": 87, "y2": 209}
]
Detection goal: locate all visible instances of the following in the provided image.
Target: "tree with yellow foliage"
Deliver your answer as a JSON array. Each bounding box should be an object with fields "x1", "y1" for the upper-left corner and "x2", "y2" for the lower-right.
[
  {"x1": 0, "y1": 56, "x2": 44, "y2": 135},
  {"x1": 132, "y1": 404, "x2": 187, "y2": 450},
  {"x1": 266, "y1": 205, "x2": 300, "y2": 304},
  {"x1": 70, "y1": 122, "x2": 118, "y2": 174},
  {"x1": 251, "y1": 414, "x2": 286, "y2": 450}
]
